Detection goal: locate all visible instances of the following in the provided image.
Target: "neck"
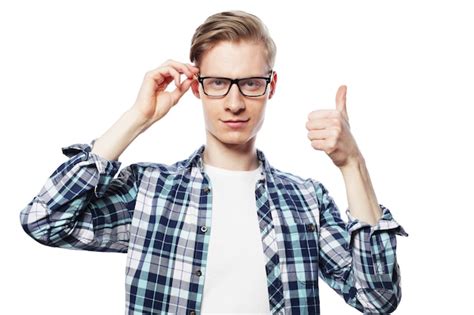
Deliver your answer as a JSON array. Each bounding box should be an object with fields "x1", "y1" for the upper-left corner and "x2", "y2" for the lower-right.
[{"x1": 203, "y1": 134, "x2": 259, "y2": 171}]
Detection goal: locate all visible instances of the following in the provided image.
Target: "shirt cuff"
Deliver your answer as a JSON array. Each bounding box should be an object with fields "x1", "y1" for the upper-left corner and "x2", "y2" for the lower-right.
[
  {"x1": 61, "y1": 139, "x2": 122, "y2": 198},
  {"x1": 346, "y1": 204, "x2": 408, "y2": 241}
]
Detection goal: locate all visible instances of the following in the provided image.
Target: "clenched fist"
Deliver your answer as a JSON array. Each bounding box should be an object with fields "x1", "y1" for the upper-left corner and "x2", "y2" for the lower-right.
[{"x1": 306, "y1": 85, "x2": 362, "y2": 169}]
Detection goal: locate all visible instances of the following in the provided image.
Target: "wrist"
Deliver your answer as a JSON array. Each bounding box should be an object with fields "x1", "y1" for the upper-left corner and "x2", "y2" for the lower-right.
[
  {"x1": 125, "y1": 108, "x2": 153, "y2": 135},
  {"x1": 339, "y1": 153, "x2": 365, "y2": 174}
]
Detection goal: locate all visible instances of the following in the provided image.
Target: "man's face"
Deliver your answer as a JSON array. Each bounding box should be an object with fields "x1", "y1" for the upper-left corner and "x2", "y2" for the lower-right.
[{"x1": 191, "y1": 40, "x2": 277, "y2": 147}]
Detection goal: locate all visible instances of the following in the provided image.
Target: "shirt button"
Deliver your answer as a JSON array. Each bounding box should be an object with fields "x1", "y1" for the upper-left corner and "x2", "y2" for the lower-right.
[
  {"x1": 195, "y1": 269, "x2": 202, "y2": 276},
  {"x1": 200, "y1": 225, "x2": 208, "y2": 233},
  {"x1": 376, "y1": 262, "x2": 384, "y2": 273},
  {"x1": 189, "y1": 311, "x2": 196, "y2": 315},
  {"x1": 203, "y1": 186, "x2": 210, "y2": 193},
  {"x1": 306, "y1": 223, "x2": 316, "y2": 232}
]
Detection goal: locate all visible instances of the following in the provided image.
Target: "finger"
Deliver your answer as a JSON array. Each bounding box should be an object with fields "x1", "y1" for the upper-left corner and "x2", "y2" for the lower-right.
[
  {"x1": 170, "y1": 77, "x2": 194, "y2": 102},
  {"x1": 144, "y1": 66, "x2": 180, "y2": 85},
  {"x1": 147, "y1": 63, "x2": 193, "y2": 87},
  {"x1": 171, "y1": 67, "x2": 181, "y2": 87},
  {"x1": 307, "y1": 129, "x2": 335, "y2": 140},
  {"x1": 160, "y1": 75, "x2": 175, "y2": 90},
  {"x1": 188, "y1": 63, "x2": 200, "y2": 71},
  {"x1": 306, "y1": 117, "x2": 338, "y2": 130},
  {"x1": 158, "y1": 67, "x2": 181, "y2": 88},
  {"x1": 162, "y1": 60, "x2": 197, "y2": 79},
  {"x1": 310, "y1": 139, "x2": 330, "y2": 152},
  {"x1": 307, "y1": 109, "x2": 340, "y2": 120},
  {"x1": 138, "y1": 70, "x2": 164, "y2": 99},
  {"x1": 186, "y1": 63, "x2": 200, "y2": 74},
  {"x1": 335, "y1": 85, "x2": 348, "y2": 121}
]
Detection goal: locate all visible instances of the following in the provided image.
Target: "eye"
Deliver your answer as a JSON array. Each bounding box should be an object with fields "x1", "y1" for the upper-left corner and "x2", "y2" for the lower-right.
[
  {"x1": 242, "y1": 79, "x2": 264, "y2": 90},
  {"x1": 209, "y1": 79, "x2": 225, "y2": 87}
]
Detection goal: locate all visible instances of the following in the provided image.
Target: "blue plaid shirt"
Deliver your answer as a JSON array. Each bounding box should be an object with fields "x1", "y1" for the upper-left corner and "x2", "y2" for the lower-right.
[{"x1": 20, "y1": 140, "x2": 408, "y2": 314}]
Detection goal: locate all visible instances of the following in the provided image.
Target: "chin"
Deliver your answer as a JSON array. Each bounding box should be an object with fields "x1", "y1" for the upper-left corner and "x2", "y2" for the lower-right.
[
  {"x1": 218, "y1": 137, "x2": 246, "y2": 145},
  {"x1": 219, "y1": 134, "x2": 256, "y2": 146},
  {"x1": 207, "y1": 126, "x2": 257, "y2": 145}
]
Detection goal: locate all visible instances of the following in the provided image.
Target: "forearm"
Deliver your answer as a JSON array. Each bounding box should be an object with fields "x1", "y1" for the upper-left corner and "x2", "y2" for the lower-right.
[
  {"x1": 20, "y1": 142, "x2": 135, "y2": 252},
  {"x1": 91, "y1": 108, "x2": 150, "y2": 161},
  {"x1": 339, "y1": 154, "x2": 381, "y2": 226},
  {"x1": 314, "y1": 176, "x2": 407, "y2": 313}
]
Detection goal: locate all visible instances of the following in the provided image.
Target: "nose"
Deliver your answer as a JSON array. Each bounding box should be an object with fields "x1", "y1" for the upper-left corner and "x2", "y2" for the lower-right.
[{"x1": 225, "y1": 83, "x2": 246, "y2": 113}]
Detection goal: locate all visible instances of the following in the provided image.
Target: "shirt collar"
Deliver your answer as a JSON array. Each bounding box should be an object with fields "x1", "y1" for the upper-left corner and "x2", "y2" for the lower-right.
[{"x1": 183, "y1": 144, "x2": 271, "y2": 183}]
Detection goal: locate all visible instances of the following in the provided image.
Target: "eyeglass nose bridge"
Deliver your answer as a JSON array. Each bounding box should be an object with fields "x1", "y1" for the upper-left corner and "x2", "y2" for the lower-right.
[{"x1": 225, "y1": 78, "x2": 246, "y2": 97}]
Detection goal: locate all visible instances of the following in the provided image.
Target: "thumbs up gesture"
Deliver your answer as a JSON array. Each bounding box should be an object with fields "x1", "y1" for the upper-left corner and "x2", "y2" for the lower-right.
[{"x1": 306, "y1": 85, "x2": 362, "y2": 169}]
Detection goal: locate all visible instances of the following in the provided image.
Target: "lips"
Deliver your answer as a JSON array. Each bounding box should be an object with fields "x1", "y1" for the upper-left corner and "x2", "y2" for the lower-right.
[
  {"x1": 222, "y1": 119, "x2": 249, "y2": 122},
  {"x1": 222, "y1": 119, "x2": 249, "y2": 128}
]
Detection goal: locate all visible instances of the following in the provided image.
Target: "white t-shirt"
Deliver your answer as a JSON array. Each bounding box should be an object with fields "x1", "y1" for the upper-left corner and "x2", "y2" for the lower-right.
[{"x1": 200, "y1": 161, "x2": 270, "y2": 314}]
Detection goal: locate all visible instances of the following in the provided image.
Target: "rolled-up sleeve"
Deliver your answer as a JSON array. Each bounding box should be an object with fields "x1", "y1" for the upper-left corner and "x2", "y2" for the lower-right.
[
  {"x1": 19, "y1": 139, "x2": 139, "y2": 253},
  {"x1": 313, "y1": 180, "x2": 408, "y2": 314}
]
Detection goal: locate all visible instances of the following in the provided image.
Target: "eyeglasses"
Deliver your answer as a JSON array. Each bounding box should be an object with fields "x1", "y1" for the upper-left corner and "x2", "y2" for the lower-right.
[{"x1": 196, "y1": 70, "x2": 273, "y2": 98}]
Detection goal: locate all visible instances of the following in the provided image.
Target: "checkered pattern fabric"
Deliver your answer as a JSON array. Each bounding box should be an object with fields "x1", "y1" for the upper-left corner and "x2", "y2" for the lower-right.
[{"x1": 20, "y1": 140, "x2": 408, "y2": 314}]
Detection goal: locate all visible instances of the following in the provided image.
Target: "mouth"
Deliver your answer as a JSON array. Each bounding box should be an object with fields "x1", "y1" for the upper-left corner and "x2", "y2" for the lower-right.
[
  {"x1": 221, "y1": 119, "x2": 250, "y2": 128},
  {"x1": 222, "y1": 119, "x2": 250, "y2": 123}
]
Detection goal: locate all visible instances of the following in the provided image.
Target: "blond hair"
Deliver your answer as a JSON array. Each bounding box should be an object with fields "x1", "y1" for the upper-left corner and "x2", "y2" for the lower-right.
[{"x1": 189, "y1": 10, "x2": 277, "y2": 70}]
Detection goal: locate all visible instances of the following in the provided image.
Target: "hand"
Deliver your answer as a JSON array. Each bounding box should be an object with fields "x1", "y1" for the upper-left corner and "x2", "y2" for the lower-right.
[
  {"x1": 306, "y1": 85, "x2": 362, "y2": 168},
  {"x1": 131, "y1": 59, "x2": 199, "y2": 129}
]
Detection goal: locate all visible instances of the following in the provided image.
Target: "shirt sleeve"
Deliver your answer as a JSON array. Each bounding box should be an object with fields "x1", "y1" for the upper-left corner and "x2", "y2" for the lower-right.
[
  {"x1": 311, "y1": 179, "x2": 408, "y2": 314},
  {"x1": 19, "y1": 139, "x2": 140, "y2": 253}
]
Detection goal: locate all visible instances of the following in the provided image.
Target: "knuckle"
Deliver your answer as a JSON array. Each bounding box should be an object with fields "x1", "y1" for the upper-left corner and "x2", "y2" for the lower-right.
[{"x1": 144, "y1": 71, "x2": 155, "y2": 80}]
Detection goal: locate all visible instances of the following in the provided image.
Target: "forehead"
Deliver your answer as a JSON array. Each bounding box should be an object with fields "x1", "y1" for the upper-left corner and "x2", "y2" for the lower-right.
[{"x1": 199, "y1": 40, "x2": 269, "y2": 77}]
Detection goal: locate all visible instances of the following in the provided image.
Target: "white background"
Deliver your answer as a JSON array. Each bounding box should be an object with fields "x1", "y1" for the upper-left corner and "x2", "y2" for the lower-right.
[{"x1": 1, "y1": 0, "x2": 472, "y2": 314}]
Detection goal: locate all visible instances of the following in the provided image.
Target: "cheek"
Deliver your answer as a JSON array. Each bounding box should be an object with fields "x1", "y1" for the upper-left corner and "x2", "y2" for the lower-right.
[
  {"x1": 250, "y1": 107, "x2": 266, "y2": 131},
  {"x1": 255, "y1": 106, "x2": 266, "y2": 122},
  {"x1": 202, "y1": 105, "x2": 219, "y2": 126}
]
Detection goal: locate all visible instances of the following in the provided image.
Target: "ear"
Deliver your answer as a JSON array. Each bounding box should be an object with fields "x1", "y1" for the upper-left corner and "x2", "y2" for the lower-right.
[
  {"x1": 268, "y1": 71, "x2": 277, "y2": 99},
  {"x1": 191, "y1": 79, "x2": 201, "y2": 99}
]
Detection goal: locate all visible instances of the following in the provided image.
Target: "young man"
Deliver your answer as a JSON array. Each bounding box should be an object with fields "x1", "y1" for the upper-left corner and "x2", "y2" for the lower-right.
[{"x1": 20, "y1": 10, "x2": 407, "y2": 314}]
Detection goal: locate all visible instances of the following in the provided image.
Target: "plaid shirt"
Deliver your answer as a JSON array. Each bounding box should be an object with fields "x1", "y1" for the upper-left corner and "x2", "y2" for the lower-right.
[{"x1": 20, "y1": 140, "x2": 408, "y2": 314}]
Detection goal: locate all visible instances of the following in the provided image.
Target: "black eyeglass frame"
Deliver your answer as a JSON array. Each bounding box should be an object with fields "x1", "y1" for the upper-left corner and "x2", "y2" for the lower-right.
[{"x1": 196, "y1": 70, "x2": 274, "y2": 98}]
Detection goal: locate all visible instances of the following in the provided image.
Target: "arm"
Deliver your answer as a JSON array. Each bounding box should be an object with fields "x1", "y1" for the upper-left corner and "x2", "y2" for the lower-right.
[
  {"x1": 19, "y1": 139, "x2": 140, "y2": 252},
  {"x1": 19, "y1": 60, "x2": 199, "y2": 252},
  {"x1": 339, "y1": 154, "x2": 381, "y2": 226},
  {"x1": 312, "y1": 180, "x2": 408, "y2": 313},
  {"x1": 306, "y1": 84, "x2": 407, "y2": 312},
  {"x1": 19, "y1": 107, "x2": 148, "y2": 252}
]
